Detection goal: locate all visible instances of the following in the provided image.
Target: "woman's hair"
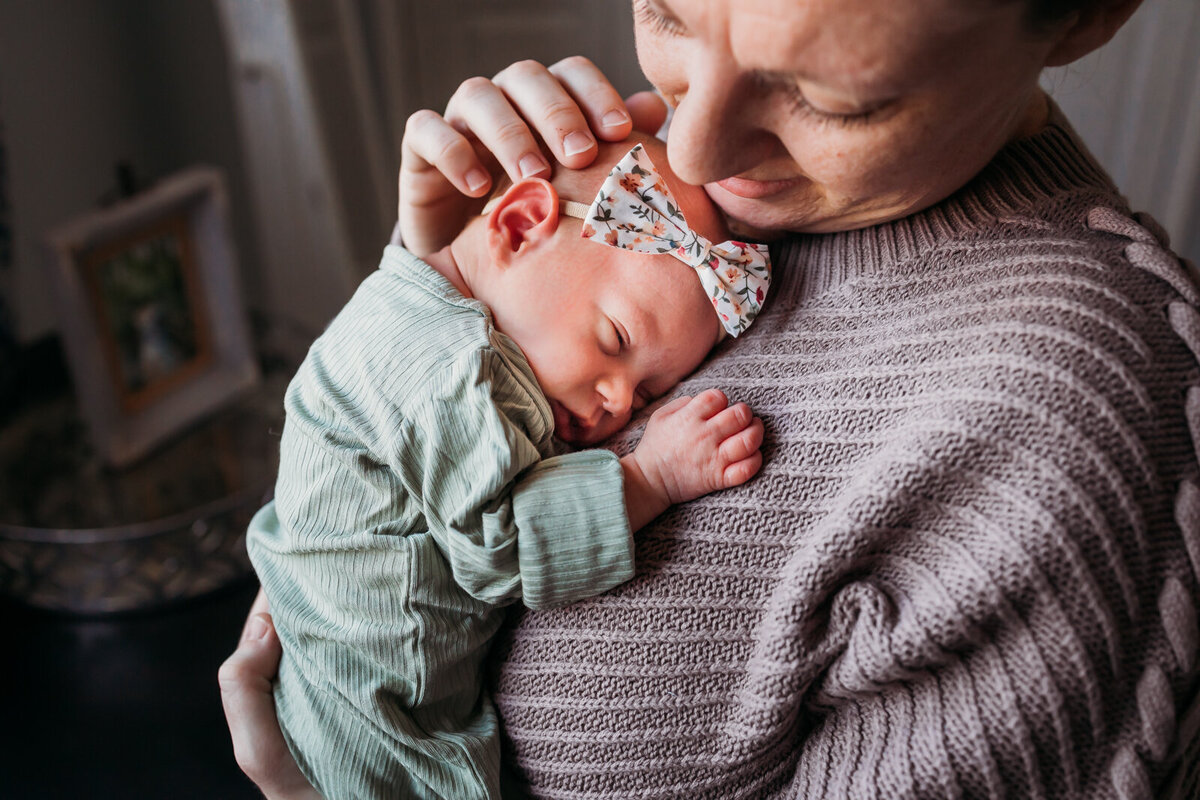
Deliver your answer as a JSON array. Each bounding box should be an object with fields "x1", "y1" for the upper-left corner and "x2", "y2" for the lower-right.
[
  {"x1": 1021, "y1": 0, "x2": 1122, "y2": 32},
  {"x1": 1026, "y1": 0, "x2": 1080, "y2": 26}
]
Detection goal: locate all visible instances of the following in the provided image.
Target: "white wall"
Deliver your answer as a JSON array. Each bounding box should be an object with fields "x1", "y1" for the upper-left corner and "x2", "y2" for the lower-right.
[
  {"x1": 3, "y1": 0, "x2": 1192, "y2": 347},
  {"x1": 0, "y1": 0, "x2": 256, "y2": 345},
  {"x1": 1044, "y1": 0, "x2": 1200, "y2": 266},
  {"x1": 216, "y1": 0, "x2": 646, "y2": 345}
]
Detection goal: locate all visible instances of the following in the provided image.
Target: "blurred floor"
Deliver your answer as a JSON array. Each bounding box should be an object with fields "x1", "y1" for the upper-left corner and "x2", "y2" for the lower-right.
[{"x1": 0, "y1": 578, "x2": 262, "y2": 799}]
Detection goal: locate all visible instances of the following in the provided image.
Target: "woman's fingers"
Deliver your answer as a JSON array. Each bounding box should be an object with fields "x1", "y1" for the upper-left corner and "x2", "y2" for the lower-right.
[
  {"x1": 240, "y1": 586, "x2": 272, "y2": 639},
  {"x1": 490, "y1": 59, "x2": 600, "y2": 169},
  {"x1": 397, "y1": 56, "x2": 638, "y2": 256},
  {"x1": 624, "y1": 90, "x2": 670, "y2": 135},
  {"x1": 399, "y1": 108, "x2": 498, "y2": 256},
  {"x1": 218, "y1": 607, "x2": 322, "y2": 799},
  {"x1": 403, "y1": 107, "x2": 498, "y2": 198},
  {"x1": 444, "y1": 75, "x2": 552, "y2": 185},
  {"x1": 548, "y1": 56, "x2": 635, "y2": 142},
  {"x1": 421, "y1": 56, "x2": 631, "y2": 192}
]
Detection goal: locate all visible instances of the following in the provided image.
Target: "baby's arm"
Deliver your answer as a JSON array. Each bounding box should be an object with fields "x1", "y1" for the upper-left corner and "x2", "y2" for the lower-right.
[{"x1": 620, "y1": 388, "x2": 764, "y2": 531}]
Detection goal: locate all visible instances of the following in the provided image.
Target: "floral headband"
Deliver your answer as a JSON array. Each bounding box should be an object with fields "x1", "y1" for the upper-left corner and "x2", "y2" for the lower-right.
[
  {"x1": 579, "y1": 145, "x2": 771, "y2": 337},
  {"x1": 483, "y1": 145, "x2": 772, "y2": 337}
]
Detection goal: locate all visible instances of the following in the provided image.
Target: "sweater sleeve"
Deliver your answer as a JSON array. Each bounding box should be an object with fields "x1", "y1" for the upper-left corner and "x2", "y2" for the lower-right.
[
  {"x1": 745, "y1": 247, "x2": 1200, "y2": 798},
  {"x1": 399, "y1": 349, "x2": 634, "y2": 609}
]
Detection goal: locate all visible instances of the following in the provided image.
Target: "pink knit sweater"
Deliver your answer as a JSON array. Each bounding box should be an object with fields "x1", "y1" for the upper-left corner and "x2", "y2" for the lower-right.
[{"x1": 490, "y1": 110, "x2": 1200, "y2": 799}]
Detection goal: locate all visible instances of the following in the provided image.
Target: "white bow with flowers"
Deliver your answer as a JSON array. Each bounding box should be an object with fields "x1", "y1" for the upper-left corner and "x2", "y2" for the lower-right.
[{"x1": 579, "y1": 144, "x2": 771, "y2": 338}]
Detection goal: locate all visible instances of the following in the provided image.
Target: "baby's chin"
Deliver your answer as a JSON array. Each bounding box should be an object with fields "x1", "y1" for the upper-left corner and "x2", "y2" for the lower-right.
[
  {"x1": 559, "y1": 419, "x2": 628, "y2": 446},
  {"x1": 558, "y1": 429, "x2": 608, "y2": 446},
  {"x1": 551, "y1": 401, "x2": 629, "y2": 446}
]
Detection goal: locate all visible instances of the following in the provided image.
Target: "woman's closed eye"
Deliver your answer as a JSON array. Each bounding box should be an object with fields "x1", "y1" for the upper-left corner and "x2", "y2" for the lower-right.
[
  {"x1": 634, "y1": 0, "x2": 686, "y2": 37},
  {"x1": 752, "y1": 73, "x2": 886, "y2": 128}
]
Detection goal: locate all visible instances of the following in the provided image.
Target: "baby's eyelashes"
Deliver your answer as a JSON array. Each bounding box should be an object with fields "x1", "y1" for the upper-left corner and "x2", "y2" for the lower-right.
[
  {"x1": 602, "y1": 319, "x2": 623, "y2": 356},
  {"x1": 615, "y1": 322, "x2": 631, "y2": 351}
]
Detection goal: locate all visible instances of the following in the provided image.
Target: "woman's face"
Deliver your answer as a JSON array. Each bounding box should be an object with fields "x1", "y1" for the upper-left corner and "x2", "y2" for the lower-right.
[{"x1": 633, "y1": 0, "x2": 1061, "y2": 236}]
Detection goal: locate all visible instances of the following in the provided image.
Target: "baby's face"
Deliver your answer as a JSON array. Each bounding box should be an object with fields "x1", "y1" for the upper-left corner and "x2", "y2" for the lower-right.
[
  {"x1": 484, "y1": 137, "x2": 732, "y2": 444},
  {"x1": 493, "y1": 238, "x2": 721, "y2": 444}
]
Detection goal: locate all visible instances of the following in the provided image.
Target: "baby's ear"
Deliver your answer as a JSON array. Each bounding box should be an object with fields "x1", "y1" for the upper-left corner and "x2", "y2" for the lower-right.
[{"x1": 486, "y1": 177, "x2": 561, "y2": 265}]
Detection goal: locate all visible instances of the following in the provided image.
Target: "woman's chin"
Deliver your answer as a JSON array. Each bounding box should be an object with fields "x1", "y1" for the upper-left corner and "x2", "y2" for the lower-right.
[
  {"x1": 704, "y1": 182, "x2": 805, "y2": 241},
  {"x1": 723, "y1": 215, "x2": 792, "y2": 242},
  {"x1": 707, "y1": 181, "x2": 923, "y2": 239}
]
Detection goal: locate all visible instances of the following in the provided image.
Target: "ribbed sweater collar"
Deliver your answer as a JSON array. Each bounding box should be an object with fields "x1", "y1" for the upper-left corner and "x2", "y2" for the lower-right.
[{"x1": 774, "y1": 101, "x2": 1118, "y2": 302}]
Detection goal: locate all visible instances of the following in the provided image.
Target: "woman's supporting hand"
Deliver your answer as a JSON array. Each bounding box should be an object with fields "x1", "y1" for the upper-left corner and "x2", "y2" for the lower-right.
[
  {"x1": 218, "y1": 588, "x2": 322, "y2": 800},
  {"x1": 398, "y1": 56, "x2": 668, "y2": 257}
]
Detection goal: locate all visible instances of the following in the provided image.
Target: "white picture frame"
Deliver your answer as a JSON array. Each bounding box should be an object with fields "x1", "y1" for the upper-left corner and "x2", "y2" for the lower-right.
[{"x1": 45, "y1": 166, "x2": 259, "y2": 467}]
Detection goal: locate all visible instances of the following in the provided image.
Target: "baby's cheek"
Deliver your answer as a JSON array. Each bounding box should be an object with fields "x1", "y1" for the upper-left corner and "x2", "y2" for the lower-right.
[{"x1": 678, "y1": 183, "x2": 730, "y2": 242}]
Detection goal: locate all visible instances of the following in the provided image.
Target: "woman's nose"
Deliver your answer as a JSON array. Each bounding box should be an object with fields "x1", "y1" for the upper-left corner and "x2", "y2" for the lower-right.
[{"x1": 666, "y1": 55, "x2": 768, "y2": 186}]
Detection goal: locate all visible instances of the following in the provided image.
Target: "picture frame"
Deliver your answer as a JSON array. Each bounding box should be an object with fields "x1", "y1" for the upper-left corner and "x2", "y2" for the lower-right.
[{"x1": 46, "y1": 167, "x2": 259, "y2": 467}]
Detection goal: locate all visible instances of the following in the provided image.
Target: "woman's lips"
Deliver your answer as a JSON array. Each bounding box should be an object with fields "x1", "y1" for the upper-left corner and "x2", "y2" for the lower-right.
[{"x1": 713, "y1": 175, "x2": 803, "y2": 199}]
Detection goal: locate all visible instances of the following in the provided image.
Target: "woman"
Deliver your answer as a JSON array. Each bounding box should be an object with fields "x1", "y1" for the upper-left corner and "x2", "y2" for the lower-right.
[{"x1": 221, "y1": 0, "x2": 1200, "y2": 796}]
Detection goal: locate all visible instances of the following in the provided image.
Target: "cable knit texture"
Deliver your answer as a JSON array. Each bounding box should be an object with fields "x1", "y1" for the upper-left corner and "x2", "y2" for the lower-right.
[{"x1": 490, "y1": 109, "x2": 1200, "y2": 799}]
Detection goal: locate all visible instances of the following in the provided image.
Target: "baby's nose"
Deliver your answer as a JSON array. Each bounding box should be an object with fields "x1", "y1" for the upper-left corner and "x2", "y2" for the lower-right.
[{"x1": 597, "y1": 375, "x2": 633, "y2": 415}]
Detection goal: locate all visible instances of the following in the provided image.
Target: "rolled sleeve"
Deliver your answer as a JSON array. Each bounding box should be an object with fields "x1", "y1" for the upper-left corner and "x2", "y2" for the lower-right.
[{"x1": 511, "y1": 449, "x2": 632, "y2": 609}]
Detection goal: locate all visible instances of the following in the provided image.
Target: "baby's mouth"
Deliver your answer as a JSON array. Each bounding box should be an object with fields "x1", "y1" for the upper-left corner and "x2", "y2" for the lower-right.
[
  {"x1": 553, "y1": 398, "x2": 612, "y2": 443},
  {"x1": 550, "y1": 399, "x2": 585, "y2": 441}
]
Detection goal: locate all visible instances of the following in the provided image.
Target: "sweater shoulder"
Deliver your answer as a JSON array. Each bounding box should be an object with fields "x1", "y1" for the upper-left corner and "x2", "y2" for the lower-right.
[{"x1": 844, "y1": 199, "x2": 1197, "y2": 376}]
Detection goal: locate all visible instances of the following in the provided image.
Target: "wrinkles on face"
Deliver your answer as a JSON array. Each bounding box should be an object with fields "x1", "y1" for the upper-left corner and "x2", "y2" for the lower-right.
[{"x1": 633, "y1": 0, "x2": 1057, "y2": 233}]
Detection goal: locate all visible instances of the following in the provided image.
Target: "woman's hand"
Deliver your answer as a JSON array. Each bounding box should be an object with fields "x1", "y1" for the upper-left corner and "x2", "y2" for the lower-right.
[
  {"x1": 398, "y1": 56, "x2": 669, "y2": 257},
  {"x1": 218, "y1": 589, "x2": 322, "y2": 800}
]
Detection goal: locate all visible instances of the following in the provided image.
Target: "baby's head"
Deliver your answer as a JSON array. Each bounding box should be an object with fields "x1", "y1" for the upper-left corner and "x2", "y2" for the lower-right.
[{"x1": 459, "y1": 137, "x2": 742, "y2": 444}]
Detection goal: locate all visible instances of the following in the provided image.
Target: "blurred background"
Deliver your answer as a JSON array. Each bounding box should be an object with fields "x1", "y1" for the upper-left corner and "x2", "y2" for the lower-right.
[{"x1": 0, "y1": 0, "x2": 1195, "y2": 797}]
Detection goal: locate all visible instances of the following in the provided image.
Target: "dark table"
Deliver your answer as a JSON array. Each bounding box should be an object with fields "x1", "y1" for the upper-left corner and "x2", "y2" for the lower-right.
[{"x1": 1, "y1": 579, "x2": 263, "y2": 799}]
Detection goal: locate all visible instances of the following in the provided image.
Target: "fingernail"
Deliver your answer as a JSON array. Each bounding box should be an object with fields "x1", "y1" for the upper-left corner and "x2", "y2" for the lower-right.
[
  {"x1": 465, "y1": 169, "x2": 489, "y2": 193},
  {"x1": 562, "y1": 131, "x2": 594, "y2": 157},
  {"x1": 518, "y1": 153, "x2": 548, "y2": 178},
  {"x1": 601, "y1": 109, "x2": 630, "y2": 128},
  {"x1": 247, "y1": 614, "x2": 269, "y2": 641}
]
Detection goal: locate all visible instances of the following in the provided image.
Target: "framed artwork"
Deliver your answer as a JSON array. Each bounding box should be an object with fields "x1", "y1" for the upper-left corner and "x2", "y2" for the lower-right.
[
  {"x1": 46, "y1": 167, "x2": 259, "y2": 467},
  {"x1": 0, "y1": 102, "x2": 14, "y2": 407}
]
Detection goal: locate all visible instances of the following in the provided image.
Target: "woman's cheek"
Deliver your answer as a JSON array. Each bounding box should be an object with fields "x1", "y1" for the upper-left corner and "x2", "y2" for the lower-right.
[
  {"x1": 778, "y1": 127, "x2": 866, "y2": 192},
  {"x1": 800, "y1": 124, "x2": 917, "y2": 200},
  {"x1": 634, "y1": 31, "x2": 685, "y2": 107}
]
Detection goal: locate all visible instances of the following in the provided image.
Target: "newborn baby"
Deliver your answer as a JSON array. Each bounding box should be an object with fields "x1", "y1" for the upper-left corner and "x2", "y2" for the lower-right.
[{"x1": 247, "y1": 136, "x2": 770, "y2": 799}]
